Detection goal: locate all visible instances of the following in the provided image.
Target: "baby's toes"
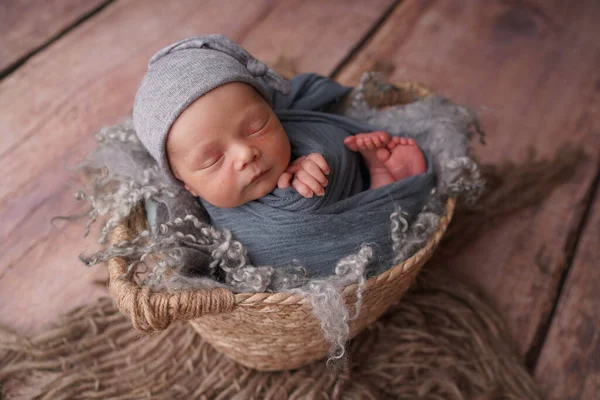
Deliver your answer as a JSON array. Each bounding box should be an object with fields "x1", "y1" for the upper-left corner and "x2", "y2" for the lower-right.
[
  {"x1": 407, "y1": 138, "x2": 416, "y2": 146},
  {"x1": 364, "y1": 137, "x2": 378, "y2": 150},
  {"x1": 356, "y1": 136, "x2": 365, "y2": 149},
  {"x1": 387, "y1": 136, "x2": 401, "y2": 150},
  {"x1": 376, "y1": 147, "x2": 391, "y2": 162},
  {"x1": 375, "y1": 131, "x2": 390, "y2": 145},
  {"x1": 357, "y1": 136, "x2": 374, "y2": 150},
  {"x1": 370, "y1": 136, "x2": 381, "y2": 148},
  {"x1": 343, "y1": 136, "x2": 360, "y2": 151},
  {"x1": 399, "y1": 137, "x2": 409, "y2": 145}
]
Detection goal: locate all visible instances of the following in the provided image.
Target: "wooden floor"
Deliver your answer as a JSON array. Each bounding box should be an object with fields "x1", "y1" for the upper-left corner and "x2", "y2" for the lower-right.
[{"x1": 1, "y1": 0, "x2": 599, "y2": 398}]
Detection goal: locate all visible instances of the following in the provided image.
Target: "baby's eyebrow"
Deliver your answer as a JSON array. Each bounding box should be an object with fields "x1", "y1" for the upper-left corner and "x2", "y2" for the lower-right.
[
  {"x1": 244, "y1": 103, "x2": 267, "y2": 120},
  {"x1": 241, "y1": 105, "x2": 268, "y2": 129}
]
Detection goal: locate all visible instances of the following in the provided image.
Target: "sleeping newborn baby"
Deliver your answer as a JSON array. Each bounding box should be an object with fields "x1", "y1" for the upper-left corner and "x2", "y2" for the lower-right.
[
  {"x1": 167, "y1": 81, "x2": 426, "y2": 206},
  {"x1": 134, "y1": 35, "x2": 434, "y2": 276}
]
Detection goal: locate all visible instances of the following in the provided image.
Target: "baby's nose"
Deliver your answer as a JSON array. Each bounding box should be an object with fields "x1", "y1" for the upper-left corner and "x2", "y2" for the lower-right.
[{"x1": 233, "y1": 144, "x2": 260, "y2": 170}]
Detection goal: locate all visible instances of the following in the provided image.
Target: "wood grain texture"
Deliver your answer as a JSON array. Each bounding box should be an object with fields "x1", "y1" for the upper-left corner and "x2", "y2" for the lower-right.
[
  {"x1": 0, "y1": 0, "x2": 394, "y2": 332},
  {"x1": 0, "y1": 0, "x2": 108, "y2": 74},
  {"x1": 336, "y1": 0, "x2": 600, "y2": 355},
  {"x1": 534, "y1": 186, "x2": 600, "y2": 400}
]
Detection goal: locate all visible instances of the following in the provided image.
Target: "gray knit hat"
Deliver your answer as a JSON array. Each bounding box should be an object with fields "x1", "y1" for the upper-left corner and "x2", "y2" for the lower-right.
[{"x1": 133, "y1": 34, "x2": 291, "y2": 180}]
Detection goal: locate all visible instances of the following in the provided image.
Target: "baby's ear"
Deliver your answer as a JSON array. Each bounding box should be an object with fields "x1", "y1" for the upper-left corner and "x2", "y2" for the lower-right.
[{"x1": 184, "y1": 184, "x2": 199, "y2": 197}]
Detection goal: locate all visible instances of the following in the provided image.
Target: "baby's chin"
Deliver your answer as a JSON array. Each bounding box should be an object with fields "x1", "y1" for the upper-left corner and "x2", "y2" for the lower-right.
[
  {"x1": 207, "y1": 182, "x2": 276, "y2": 208},
  {"x1": 246, "y1": 178, "x2": 278, "y2": 201},
  {"x1": 202, "y1": 173, "x2": 280, "y2": 208}
]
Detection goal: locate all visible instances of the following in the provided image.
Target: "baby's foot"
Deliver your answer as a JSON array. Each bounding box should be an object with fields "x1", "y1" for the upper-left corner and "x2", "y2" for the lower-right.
[
  {"x1": 380, "y1": 136, "x2": 427, "y2": 182},
  {"x1": 344, "y1": 131, "x2": 395, "y2": 188},
  {"x1": 344, "y1": 132, "x2": 426, "y2": 189}
]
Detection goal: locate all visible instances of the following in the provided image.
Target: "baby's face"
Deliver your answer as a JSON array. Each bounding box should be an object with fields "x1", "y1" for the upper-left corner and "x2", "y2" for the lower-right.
[{"x1": 167, "y1": 82, "x2": 291, "y2": 207}]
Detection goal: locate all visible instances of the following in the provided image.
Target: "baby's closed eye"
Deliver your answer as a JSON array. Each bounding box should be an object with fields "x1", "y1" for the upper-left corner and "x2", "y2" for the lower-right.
[
  {"x1": 245, "y1": 112, "x2": 269, "y2": 136},
  {"x1": 248, "y1": 121, "x2": 268, "y2": 137},
  {"x1": 195, "y1": 152, "x2": 223, "y2": 170}
]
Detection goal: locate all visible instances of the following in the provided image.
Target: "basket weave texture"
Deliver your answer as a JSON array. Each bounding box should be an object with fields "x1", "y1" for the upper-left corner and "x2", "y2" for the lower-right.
[{"x1": 107, "y1": 82, "x2": 456, "y2": 371}]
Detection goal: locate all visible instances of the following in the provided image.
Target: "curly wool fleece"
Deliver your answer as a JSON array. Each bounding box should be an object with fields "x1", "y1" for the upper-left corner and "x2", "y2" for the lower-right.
[{"x1": 76, "y1": 72, "x2": 484, "y2": 360}]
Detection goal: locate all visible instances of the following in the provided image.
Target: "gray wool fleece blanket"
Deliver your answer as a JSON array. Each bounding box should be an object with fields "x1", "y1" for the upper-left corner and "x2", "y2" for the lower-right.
[{"x1": 200, "y1": 74, "x2": 435, "y2": 277}]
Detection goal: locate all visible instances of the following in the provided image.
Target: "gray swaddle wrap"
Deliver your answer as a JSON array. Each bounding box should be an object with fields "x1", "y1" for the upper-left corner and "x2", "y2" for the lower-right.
[{"x1": 201, "y1": 74, "x2": 435, "y2": 276}]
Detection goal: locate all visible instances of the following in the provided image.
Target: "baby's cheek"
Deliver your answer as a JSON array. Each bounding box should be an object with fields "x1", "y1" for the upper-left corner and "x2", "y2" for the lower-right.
[
  {"x1": 256, "y1": 133, "x2": 277, "y2": 146},
  {"x1": 258, "y1": 134, "x2": 285, "y2": 157},
  {"x1": 217, "y1": 171, "x2": 244, "y2": 202}
]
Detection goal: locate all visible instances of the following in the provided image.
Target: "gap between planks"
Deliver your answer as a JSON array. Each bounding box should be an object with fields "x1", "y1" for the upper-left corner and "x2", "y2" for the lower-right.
[
  {"x1": 525, "y1": 163, "x2": 600, "y2": 371},
  {"x1": 0, "y1": 0, "x2": 116, "y2": 81},
  {"x1": 329, "y1": 0, "x2": 403, "y2": 79}
]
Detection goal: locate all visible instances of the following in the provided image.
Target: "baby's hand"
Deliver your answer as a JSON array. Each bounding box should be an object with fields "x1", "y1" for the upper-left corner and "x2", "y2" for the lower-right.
[{"x1": 277, "y1": 153, "x2": 330, "y2": 198}]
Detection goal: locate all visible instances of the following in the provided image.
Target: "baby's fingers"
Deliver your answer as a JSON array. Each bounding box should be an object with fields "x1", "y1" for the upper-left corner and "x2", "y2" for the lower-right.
[
  {"x1": 283, "y1": 156, "x2": 306, "y2": 177},
  {"x1": 301, "y1": 159, "x2": 328, "y2": 187},
  {"x1": 295, "y1": 169, "x2": 325, "y2": 197},
  {"x1": 292, "y1": 178, "x2": 315, "y2": 198},
  {"x1": 277, "y1": 171, "x2": 293, "y2": 189},
  {"x1": 306, "y1": 153, "x2": 330, "y2": 175}
]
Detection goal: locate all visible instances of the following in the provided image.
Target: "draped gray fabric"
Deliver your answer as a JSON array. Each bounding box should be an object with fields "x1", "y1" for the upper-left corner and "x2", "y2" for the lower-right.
[{"x1": 201, "y1": 74, "x2": 435, "y2": 276}]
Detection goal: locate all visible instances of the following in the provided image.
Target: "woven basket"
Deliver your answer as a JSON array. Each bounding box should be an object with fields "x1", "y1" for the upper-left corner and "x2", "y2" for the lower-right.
[{"x1": 107, "y1": 81, "x2": 456, "y2": 371}]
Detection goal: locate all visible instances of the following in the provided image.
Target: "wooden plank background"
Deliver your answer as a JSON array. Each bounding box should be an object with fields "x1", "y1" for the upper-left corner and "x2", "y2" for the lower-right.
[
  {"x1": 0, "y1": 0, "x2": 598, "y2": 397},
  {"x1": 535, "y1": 188, "x2": 600, "y2": 400},
  {"x1": 0, "y1": 0, "x2": 110, "y2": 74}
]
